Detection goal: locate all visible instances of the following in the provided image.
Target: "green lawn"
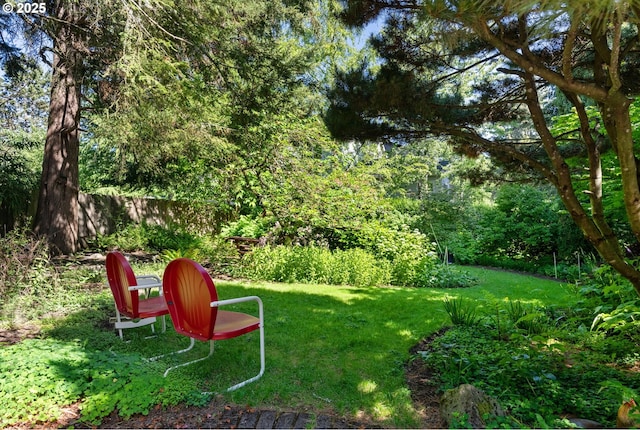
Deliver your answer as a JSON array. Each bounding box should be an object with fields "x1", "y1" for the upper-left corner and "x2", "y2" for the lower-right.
[
  {"x1": 0, "y1": 265, "x2": 579, "y2": 427},
  {"x1": 141, "y1": 266, "x2": 577, "y2": 426}
]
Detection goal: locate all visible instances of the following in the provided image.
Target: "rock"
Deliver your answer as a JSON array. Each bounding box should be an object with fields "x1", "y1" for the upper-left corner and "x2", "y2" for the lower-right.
[
  {"x1": 440, "y1": 384, "x2": 505, "y2": 428},
  {"x1": 565, "y1": 417, "x2": 604, "y2": 428}
]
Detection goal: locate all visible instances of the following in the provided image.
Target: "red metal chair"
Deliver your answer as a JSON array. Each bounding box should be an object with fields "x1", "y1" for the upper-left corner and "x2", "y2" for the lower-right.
[
  {"x1": 106, "y1": 251, "x2": 168, "y2": 339},
  {"x1": 157, "y1": 258, "x2": 265, "y2": 392}
]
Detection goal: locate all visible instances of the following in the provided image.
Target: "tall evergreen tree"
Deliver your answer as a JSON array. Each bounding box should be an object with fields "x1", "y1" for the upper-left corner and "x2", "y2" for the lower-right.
[
  {"x1": 7, "y1": 0, "x2": 133, "y2": 254},
  {"x1": 84, "y1": 0, "x2": 355, "y2": 213}
]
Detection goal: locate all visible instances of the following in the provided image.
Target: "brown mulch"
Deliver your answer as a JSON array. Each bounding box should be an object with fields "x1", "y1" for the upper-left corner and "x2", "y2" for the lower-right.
[
  {"x1": 0, "y1": 324, "x2": 41, "y2": 344},
  {"x1": 405, "y1": 330, "x2": 448, "y2": 429},
  {"x1": 82, "y1": 402, "x2": 379, "y2": 429}
]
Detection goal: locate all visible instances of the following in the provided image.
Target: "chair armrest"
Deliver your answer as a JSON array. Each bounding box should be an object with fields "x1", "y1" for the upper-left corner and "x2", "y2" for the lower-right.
[
  {"x1": 130, "y1": 275, "x2": 162, "y2": 293},
  {"x1": 211, "y1": 296, "x2": 263, "y2": 320},
  {"x1": 136, "y1": 274, "x2": 161, "y2": 285},
  {"x1": 211, "y1": 296, "x2": 261, "y2": 307}
]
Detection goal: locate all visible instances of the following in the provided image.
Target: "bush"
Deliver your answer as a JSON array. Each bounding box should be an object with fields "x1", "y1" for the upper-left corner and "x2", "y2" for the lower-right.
[
  {"x1": 440, "y1": 183, "x2": 594, "y2": 279},
  {"x1": 221, "y1": 215, "x2": 271, "y2": 238},
  {"x1": 90, "y1": 222, "x2": 201, "y2": 253},
  {"x1": 235, "y1": 245, "x2": 391, "y2": 287},
  {"x1": 333, "y1": 248, "x2": 392, "y2": 287},
  {"x1": 145, "y1": 224, "x2": 201, "y2": 251},
  {"x1": 0, "y1": 228, "x2": 69, "y2": 324},
  {"x1": 0, "y1": 134, "x2": 42, "y2": 228},
  {"x1": 334, "y1": 220, "x2": 439, "y2": 287},
  {"x1": 341, "y1": 220, "x2": 432, "y2": 262},
  {"x1": 90, "y1": 222, "x2": 149, "y2": 251},
  {"x1": 234, "y1": 243, "x2": 479, "y2": 289},
  {"x1": 412, "y1": 260, "x2": 477, "y2": 288},
  {"x1": 445, "y1": 229, "x2": 481, "y2": 265},
  {"x1": 443, "y1": 297, "x2": 480, "y2": 326},
  {"x1": 389, "y1": 253, "x2": 422, "y2": 286},
  {"x1": 197, "y1": 235, "x2": 239, "y2": 273}
]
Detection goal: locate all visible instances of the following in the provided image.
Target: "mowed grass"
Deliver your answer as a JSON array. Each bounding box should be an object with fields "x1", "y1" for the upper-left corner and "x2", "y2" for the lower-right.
[
  {"x1": 14, "y1": 265, "x2": 579, "y2": 427},
  {"x1": 126, "y1": 266, "x2": 579, "y2": 427}
]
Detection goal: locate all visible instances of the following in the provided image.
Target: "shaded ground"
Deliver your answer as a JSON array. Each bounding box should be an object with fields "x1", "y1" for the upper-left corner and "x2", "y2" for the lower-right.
[
  {"x1": 405, "y1": 330, "x2": 447, "y2": 429},
  {"x1": 87, "y1": 347, "x2": 445, "y2": 429},
  {"x1": 1, "y1": 322, "x2": 445, "y2": 429},
  {"x1": 91, "y1": 402, "x2": 381, "y2": 429},
  {"x1": 2, "y1": 252, "x2": 446, "y2": 428}
]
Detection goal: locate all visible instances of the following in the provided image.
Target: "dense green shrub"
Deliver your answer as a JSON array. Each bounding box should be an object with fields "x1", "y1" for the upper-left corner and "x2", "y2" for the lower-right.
[
  {"x1": 459, "y1": 184, "x2": 574, "y2": 262},
  {"x1": 0, "y1": 145, "x2": 39, "y2": 227},
  {"x1": 443, "y1": 229, "x2": 480, "y2": 265},
  {"x1": 331, "y1": 220, "x2": 437, "y2": 286},
  {"x1": 197, "y1": 235, "x2": 239, "y2": 273},
  {"x1": 234, "y1": 245, "x2": 391, "y2": 287},
  {"x1": 338, "y1": 220, "x2": 431, "y2": 261},
  {"x1": 145, "y1": 224, "x2": 201, "y2": 251},
  {"x1": 218, "y1": 214, "x2": 443, "y2": 286},
  {"x1": 389, "y1": 252, "x2": 422, "y2": 286},
  {"x1": 90, "y1": 222, "x2": 201, "y2": 253},
  {"x1": 412, "y1": 260, "x2": 477, "y2": 288},
  {"x1": 234, "y1": 243, "x2": 476, "y2": 289},
  {"x1": 440, "y1": 184, "x2": 594, "y2": 279},
  {"x1": 221, "y1": 215, "x2": 272, "y2": 238},
  {"x1": 421, "y1": 324, "x2": 640, "y2": 428},
  {"x1": 90, "y1": 222, "x2": 151, "y2": 251},
  {"x1": 587, "y1": 261, "x2": 640, "y2": 336}
]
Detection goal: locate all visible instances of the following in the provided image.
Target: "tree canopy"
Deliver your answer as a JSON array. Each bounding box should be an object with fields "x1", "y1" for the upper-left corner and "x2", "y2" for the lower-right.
[
  {"x1": 5, "y1": 0, "x2": 640, "y2": 296},
  {"x1": 328, "y1": 0, "x2": 640, "y2": 293},
  {"x1": 3, "y1": 0, "x2": 356, "y2": 253}
]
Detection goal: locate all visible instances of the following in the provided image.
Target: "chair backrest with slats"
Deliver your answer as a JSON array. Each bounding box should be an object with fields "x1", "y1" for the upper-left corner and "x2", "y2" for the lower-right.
[
  {"x1": 162, "y1": 258, "x2": 219, "y2": 341},
  {"x1": 106, "y1": 251, "x2": 139, "y2": 318}
]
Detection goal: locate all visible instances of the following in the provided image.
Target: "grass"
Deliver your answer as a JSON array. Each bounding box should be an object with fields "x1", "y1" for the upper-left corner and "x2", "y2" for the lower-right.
[{"x1": 0, "y1": 264, "x2": 579, "y2": 427}]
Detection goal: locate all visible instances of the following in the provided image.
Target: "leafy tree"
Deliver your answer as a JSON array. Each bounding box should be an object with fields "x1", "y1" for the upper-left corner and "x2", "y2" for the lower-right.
[
  {"x1": 0, "y1": 58, "x2": 48, "y2": 230},
  {"x1": 6, "y1": 0, "x2": 153, "y2": 253},
  {"x1": 330, "y1": 0, "x2": 640, "y2": 294},
  {"x1": 469, "y1": 184, "x2": 586, "y2": 261},
  {"x1": 9, "y1": 0, "x2": 331, "y2": 253},
  {"x1": 83, "y1": 0, "x2": 368, "y2": 226}
]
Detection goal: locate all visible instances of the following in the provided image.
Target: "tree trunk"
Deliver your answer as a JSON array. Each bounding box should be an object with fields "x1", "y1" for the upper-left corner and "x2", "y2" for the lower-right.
[
  {"x1": 33, "y1": 17, "x2": 82, "y2": 255},
  {"x1": 473, "y1": 16, "x2": 640, "y2": 295}
]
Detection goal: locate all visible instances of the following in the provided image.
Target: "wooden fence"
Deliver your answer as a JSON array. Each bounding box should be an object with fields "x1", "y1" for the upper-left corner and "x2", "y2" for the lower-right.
[
  {"x1": 3, "y1": 192, "x2": 229, "y2": 244},
  {"x1": 77, "y1": 193, "x2": 230, "y2": 245}
]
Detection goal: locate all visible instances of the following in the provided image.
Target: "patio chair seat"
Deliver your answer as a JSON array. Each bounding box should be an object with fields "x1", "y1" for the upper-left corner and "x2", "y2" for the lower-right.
[
  {"x1": 137, "y1": 295, "x2": 171, "y2": 317},
  {"x1": 212, "y1": 311, "x2": 260, "y2": 340}
]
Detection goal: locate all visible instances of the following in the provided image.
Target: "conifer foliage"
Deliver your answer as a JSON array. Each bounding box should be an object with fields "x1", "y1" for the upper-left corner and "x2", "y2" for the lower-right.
[{"x1": 330, "y1": 0, "x2": 640, "y2": 293}]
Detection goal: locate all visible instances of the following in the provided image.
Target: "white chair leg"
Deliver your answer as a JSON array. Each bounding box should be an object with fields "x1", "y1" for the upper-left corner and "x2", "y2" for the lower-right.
[
  {"x1": 226, "y1": 324, "x2": 265, "y2": 392},
  {"x1": 161, "y1": 340, "x2": 215, "y2": 377},
  {"x1": 113, "y1": 315, "x2": 158, "y2": 339},
  {"x1": 113, "y1": 304, "x2": 159, "y2": 340},
  {"x1": 148, "y1": 337, "x2": 197, "y2": 363},
  {"x1": 115, "y1": 304, "x2": 124, "y2": 340}
]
